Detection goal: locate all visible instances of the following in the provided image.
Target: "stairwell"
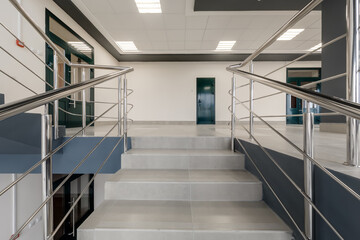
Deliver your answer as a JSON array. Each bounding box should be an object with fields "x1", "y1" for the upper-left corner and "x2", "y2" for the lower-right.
[{"x1": 78, "y1": 135, "x2": 292, "y2": 240}]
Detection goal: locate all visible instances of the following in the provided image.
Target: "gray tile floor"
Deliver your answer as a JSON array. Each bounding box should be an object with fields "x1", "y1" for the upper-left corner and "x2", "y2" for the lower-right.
[{"x1": 66, "y1": 122, "x2": 360, "y2": 179}]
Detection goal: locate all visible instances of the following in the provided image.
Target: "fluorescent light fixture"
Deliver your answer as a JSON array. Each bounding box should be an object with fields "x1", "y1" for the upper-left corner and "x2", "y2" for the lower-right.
[
  {"x1": 308, "y1": 43, "x2": 322, "y2": 52},
  {"x1": 116, "y1": 41, "x2": 139, "y2": 52},
  {"x1": 68, "y1": 41, "x2": 92, "y2": 53},
  {"x1": 216, "y1": 41, "x2": 236, "y2": 51},
  {"x1": 135, "y1": 0, "x2": 162, "y2": 13},
  {"x1": 277, "y1": 29, "x2": 304, "y2": 41}
]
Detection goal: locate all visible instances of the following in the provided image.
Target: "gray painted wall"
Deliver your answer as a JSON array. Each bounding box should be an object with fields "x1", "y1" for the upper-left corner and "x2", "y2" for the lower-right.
[
  {"x1": 321, "y1": 0, "x2": 347, "y2": 123},
  {"x1": 235, "y1": 139, "x2": 360, "y2": 240}
]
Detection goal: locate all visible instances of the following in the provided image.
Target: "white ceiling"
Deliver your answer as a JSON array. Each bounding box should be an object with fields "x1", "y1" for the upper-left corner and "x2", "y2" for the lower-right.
[{"x1": 77, "y1": 0, "x2": 321, "y2": 54}]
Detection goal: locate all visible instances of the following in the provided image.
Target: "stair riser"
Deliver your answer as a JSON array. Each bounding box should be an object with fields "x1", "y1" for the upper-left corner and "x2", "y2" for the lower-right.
[
  {"x1": 131, "y1": 137, "x2": 231, "y2": 150},
  {"x1": 105, "y1": 182, "x2": 262, "y2": 201},
  {"x1": 122, "y1": 155, "x2": 245, "y2": 170},
  {"x1": 78, "y1": 230, "x2": 292, "y2": 240}
]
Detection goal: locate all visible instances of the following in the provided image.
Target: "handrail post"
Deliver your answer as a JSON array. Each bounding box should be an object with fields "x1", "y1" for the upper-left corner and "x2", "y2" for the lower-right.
[
  {"x1": 123, "y1": 75, "x2": 128, "y2": 152},
  {"x1": 231, "y1": 74, "x2": 236, "y2": 151},
  {"x1": 53, "y1": 51, "x2": 59, "y2": 139},
  {"x1": 249, "y1": 61, "x2": 254, "y2": 138},
  {"x1": 303, "y1": 100, "x2": 314, "y2": 239},
  {"x1": 346, "y1": 0, "x2": 360, "y2": 167},
  {"x1": 41, "y1": 113, "x2": 53, "y2": 239},
  {"x1": 118, "y1": 76, "x2": 122, "y2": 136},
  {"x1": 81, "y1": 68, "x2": 86, "y2": 136}
]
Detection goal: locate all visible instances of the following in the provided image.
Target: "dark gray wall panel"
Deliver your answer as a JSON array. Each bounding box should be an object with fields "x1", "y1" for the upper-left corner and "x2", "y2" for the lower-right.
[
  {"x1": 194, "y1": 0, "x2": 321, "y2": 11},
  {"x1": 0, "y1": 93, "x2": 4, "y2": 105},
  {"x1": 235, "y1": 139, "x2": 360, "y2": 240},
  {"x1": 321, "y1": 0, "x2": 347, "y2": 123}
]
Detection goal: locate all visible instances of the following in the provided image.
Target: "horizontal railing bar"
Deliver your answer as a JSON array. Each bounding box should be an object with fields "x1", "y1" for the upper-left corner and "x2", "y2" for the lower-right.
[
  {"x1": 236, "y1": 101, "x2": 360, "y2": 201},
  {"x1": 47, "y1": 136, "x2": 123, "y2": 240},
  {"x1": 1, "y1": 69, "x2": 38, "y2": 95},
  {"x1": 231, "y1": 0, "x2": 323, "y2": 68},
  {"x1": 239, "y1": 72, "x2": 347, "y2": 104},
  {"x1": 0, "y1": 103, "x2": 117, "y2": 197},
  {"x1": 226, "y1": 69, "x2": 360, "y2": 121},
  {"x1": 70, "y1": 63, "x2": 129, "y2": 71},
  {"x1": 0, "y1": 68, "x2": 133, "y2": 121},
  {"x1": 235, "y1": 138, "x2": 308, "y2": 240},
  {"x1": 238, "y1": 124, "x2": 343, "y2": 239},
  {"x1": 236, "y1": 83, "x2": 250, "y2": 89},
  {"x1": 234, "y1": 112, "x2": 340, "y2": 121},
  {"x1": 94, "y1": 87, "x2": 118, "y2": 90},
  {"x1": 9, "y1": 122, "x2": 119, "y2": 240},
  {"x1": 265, "y1": 34, "x2": 346, "y2": 77}
]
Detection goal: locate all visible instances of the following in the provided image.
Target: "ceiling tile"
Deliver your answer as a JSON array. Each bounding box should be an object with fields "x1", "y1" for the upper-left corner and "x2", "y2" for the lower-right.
[
  {"x1": 233, "y1": 41, "x2": 255, "y2": 50},
  {"x1": 147, "y1": 30, "x2": 167, "y2": 41},
  {"x1": 135, "y1": 41, "x2": 153, "y2": 50},
  {"x1": 168, "y1": 41, "x2": 185, "y2": 50},
  {"x1": 295, "y1": 29, "x2": 320, "y2": 41},
  {"x1": 163, "y1": 14, "x2": 186, "y2": 29},
  {"x1": 206, "y1": 16, "x2": 231, "y2": 29},
  {"x1": 185, "y1": 41, "x2": 202, "y2": 50},
  {"x1": 186, "y1": 16, "x2": 208, "y2": 29},
  {"x1": 203, "y1": 29, "x2": 225, "y2": 41},
  {"x1": 111, "y1": 29, "x2": 148, "y2": 41},
  {"x1": 82, "y1": 0, "x2": 114, "y2": 14},
  {"x1": 97, "y1": 14, "x2": 145, "y2": 30},
  {"x1": 142, "y1": 15, "x2": 164, "y2": 29},
  {"x1": 226, "y1": 15, "x2": 253, "y2": 29},
  {"x1": 201, "y1": 41, "x2": 218, "y2": 50},
  {"x1": 106, "y1": 0, "x2": 138, "y2": 14},
  {"x1": 151, "y1": 41, "x2": 168, "y2": 50},
  {"x1": 167, "y1": 30, "x2": 185, "y2": 41},
  {"x1": 238, "y1": 29, "x2": 263, "y2": 41},
  {"x1": 161, "y1": 0, "x2": 186, "y2": 14},
  {"x1": 186, "y1": 29, "x2": 204, "y2": 41},
  {"x1": 221, "y1": 29, "x2": 243, "y2": 40}
]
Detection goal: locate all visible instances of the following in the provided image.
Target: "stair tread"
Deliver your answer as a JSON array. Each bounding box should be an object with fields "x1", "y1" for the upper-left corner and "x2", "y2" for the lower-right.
[
  {"x1": 124, "y1": 148, "x2": 242, "y2": 156},
  {"x1": 107, "y1": 169, "x2": 260, "y2": 183},
  {"x1": 78, "y1": 200, "x2": 291, "y2": 233}
]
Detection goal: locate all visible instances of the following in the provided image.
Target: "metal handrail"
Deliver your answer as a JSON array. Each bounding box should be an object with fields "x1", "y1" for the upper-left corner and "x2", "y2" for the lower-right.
[
  {"x1": 0, "y1": 69, "x2": 133, "y2": 121},
  {"x1": 227, "y1": 69, "x2": 360, "y2": 121},
  {"x1": 229, "y1": 0, "x2": 323, "y2": 69}
]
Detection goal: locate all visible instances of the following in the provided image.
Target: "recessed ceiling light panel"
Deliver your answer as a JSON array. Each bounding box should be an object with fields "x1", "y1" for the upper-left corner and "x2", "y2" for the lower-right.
[
  {"x1": 277, "y1": 29, "x2": 304, "y2": 41},
  {"x1": 116, "y1": 41, "x2": 139, "y2": 52},
  {"x1": 68, "y1": 41, "x2": 92, "y2": 53},
  {"x1": 216, "y1": 41, "x2": 236, "y2": 51},
  {"x1": 135, "y1": 0, "x2": 162, "y2": 13},
  {"x1": 308, "y1": 43, "x2": 322, "y2": 52}
]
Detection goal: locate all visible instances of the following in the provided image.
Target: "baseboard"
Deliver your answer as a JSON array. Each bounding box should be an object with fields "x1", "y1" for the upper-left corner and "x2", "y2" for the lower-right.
[{"x1": 320, "y1": 123, "x2": 346, "y2": 134}]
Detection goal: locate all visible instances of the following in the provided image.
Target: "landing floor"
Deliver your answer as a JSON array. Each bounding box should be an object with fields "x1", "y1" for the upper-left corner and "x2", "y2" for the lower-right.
[{"x1": 66, "y1": 123, "x2": 360, "y2": 179}]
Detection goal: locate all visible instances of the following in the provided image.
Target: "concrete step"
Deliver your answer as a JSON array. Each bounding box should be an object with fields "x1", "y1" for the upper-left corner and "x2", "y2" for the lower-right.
[
  {"x1": 104, "y1": 169, "x2": 262, "y2": 201},
  {"x1": 121, "y1": 149, "x2": 244, "y2": 170},
  {"x1": 78, "y1": 200, "x2": 292, "y2": 240},
  {"x1": 130, "y1": 136, "x2": 231, "y2": 150}
]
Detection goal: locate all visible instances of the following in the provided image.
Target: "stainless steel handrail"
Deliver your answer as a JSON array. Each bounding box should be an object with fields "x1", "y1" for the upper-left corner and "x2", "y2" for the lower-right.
[
  {"x1": 227, "y1": 69, "x2": 360, "y2": 120},
  {"x1": 0, "y1": 69, "x2": 133, "y2": 121},
  {"x1": 229, "y1": 0, "x2": 323, "y2": 69}
]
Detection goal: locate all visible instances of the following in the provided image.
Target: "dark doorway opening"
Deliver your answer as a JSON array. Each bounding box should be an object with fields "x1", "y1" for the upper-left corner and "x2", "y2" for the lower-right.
[
  {"x1": 196, "y1": 78, "x2": 215, "y2": 124},
  {"x1": 286, "y1": 68, "x2": 321, "y2": 124}
]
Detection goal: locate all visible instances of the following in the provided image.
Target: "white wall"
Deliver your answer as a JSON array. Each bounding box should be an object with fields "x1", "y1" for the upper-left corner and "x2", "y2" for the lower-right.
[
  {"x1": 0, "y1": 0, "x2": 118, "y2": 112},
  {"x1": 95, "y1": 61, "x2": 321, "y2": 123}
]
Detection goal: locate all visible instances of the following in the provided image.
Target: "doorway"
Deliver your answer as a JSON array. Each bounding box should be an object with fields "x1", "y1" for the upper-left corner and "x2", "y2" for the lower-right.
[
  {"x1": 45, "y1": 10, "x2": 94, "y2": 128},
  {"x1": 286, "y1": 68, "x2": 321, "y2": 124},
  {"x1": 196, "y1": 78, "x2": 215, "y2": 124}
]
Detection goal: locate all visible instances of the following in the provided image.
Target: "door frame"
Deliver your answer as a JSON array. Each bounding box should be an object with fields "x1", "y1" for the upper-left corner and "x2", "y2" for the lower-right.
[
  {"x1": 286, "y1": 67, "x2": 321, "y2": 124},
  {"x1": 45, "y1": 9, "x2": 95, "y2": 128},
  {"x1": 196, "y1": 77, "x2": 216, "y2": 125}
]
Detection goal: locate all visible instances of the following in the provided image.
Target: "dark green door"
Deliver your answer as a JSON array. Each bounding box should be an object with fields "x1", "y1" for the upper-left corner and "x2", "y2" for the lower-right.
[
  {"x1": 286, "y1": 68, "x2": 321, "y2": 124},
  {"x1": 197, "y1": 78, "x2": 215, "y2": 124}
]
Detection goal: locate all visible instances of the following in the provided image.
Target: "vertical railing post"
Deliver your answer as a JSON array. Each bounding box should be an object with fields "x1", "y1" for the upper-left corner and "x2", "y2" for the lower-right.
[
  {"x1": 303, "y1": 100, "x2": 314, "y2": 239},
  {"x1": 118, "y1": 76, "x2": 123, "y2": 136},
  {"x1": 249, "y1": 61, "x2": 254, "y2": 138},
  {"x1": 231, "y1": 74, "x2": 236, "y2": 151},
  {"x1": 53, "y1": 51, "x2": 59, "y2": 139},
  {"x1": 346, "y1": 0, "x2": 360, "y2": 167},
  {"x1": 123, "y1": 75, "x2": 128, "y2": 152},
  {"x1": 81, "y1": 68, "x2": 86, "y2": 136},
  {"x1": 41, "y1": 112, "x2": 53, "y2": 239}
]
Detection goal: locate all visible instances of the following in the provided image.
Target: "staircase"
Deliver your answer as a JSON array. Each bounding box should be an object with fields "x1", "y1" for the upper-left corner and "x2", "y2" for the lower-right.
[{"x1": 78, "y1": 136, "x2": 292, "y2": 240}]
